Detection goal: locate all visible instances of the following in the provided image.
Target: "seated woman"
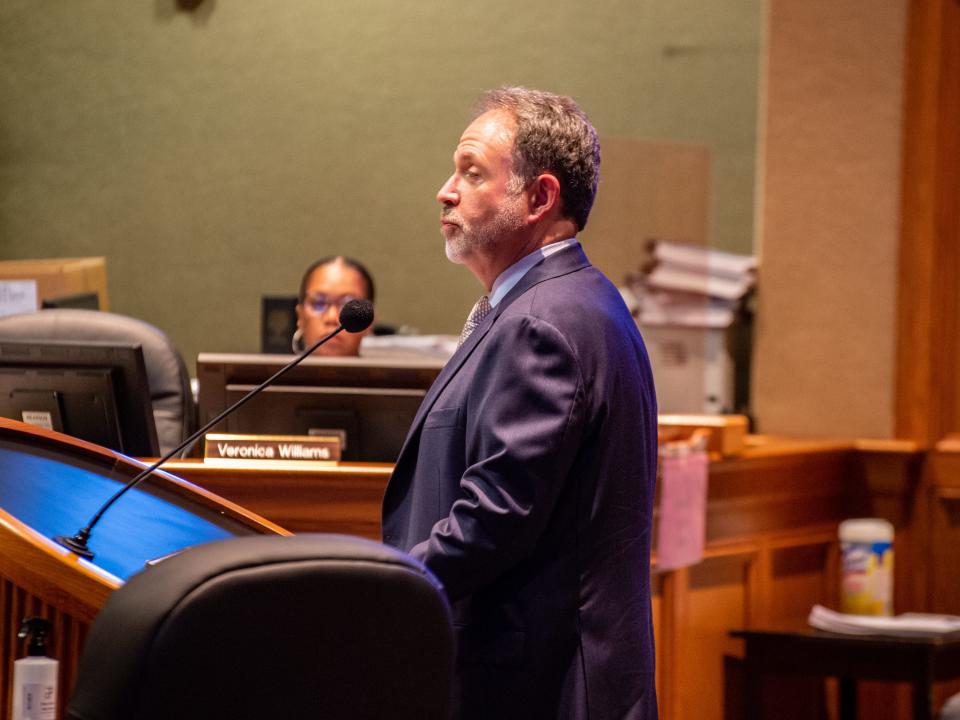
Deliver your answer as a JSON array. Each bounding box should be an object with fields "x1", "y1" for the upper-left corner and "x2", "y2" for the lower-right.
[{"x1": 294, "y1": 256, "x2": 375, "y2": 356}]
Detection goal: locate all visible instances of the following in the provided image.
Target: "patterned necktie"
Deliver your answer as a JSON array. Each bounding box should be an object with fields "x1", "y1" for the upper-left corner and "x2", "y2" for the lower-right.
[{"x1": 458, "y1": 295, "x2": 492, "y2": 348}]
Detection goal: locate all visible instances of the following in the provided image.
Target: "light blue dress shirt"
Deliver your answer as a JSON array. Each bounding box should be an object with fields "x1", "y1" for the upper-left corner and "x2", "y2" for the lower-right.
[{"x1": 488, "y1": 238, "x2": 580, "y2": 308}]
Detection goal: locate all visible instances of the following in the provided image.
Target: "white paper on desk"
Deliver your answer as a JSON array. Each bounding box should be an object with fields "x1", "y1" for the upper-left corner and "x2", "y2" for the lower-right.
[
  {"x1": 638, "y1": 302, "x2": 735, "y2": 329},
  {"x1": 809, "y1": 604, "x2": 960, "y2": 637},
  {"x1": 656, "y1": 449, "x2": 708, "y2": 571},
  {"x1": 651, "y1": 241, "x2": 757, "y2": 278},
  {"x1": 0, "y1": 280, "x2": 38, "y2": 317},
  {"x1": 633, "y1": 285, "x2": 737, "y2": 328},
  {"x1": 646, "y1": 265, "x2": 753, "y2": 301},
  {"x1": 360, "y1": 334, "x2": 457, "y2": 360}
]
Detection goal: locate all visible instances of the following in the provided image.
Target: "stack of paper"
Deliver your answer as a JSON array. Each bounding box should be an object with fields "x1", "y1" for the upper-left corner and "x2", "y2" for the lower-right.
[
  {"x1": 630, "y1": 241, "x2": 757, "y2": 328},
  {"x1": 360, "y1": 334, "x2": 458, "y2": 360},
  {"x1": 635, "y1": 289, "x2": 738, "y2": 329},
  {"x1": 808, "y1": 604, "x2": 960, "y2": 637}
]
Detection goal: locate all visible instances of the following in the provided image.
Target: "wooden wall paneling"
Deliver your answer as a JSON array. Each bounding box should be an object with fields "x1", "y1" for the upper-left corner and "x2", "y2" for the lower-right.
[
  {"x1": 706, "y1": 444, "x2": 853, "y2": 542},
  {"x1": 767, "y1": 535, "x2": 835, "y2": 622},
  {"x1": 896, "y1": 0, "x2": 945, "y2": 443},
  {"x1": 927, "y1": 439, "x2": 960, "y2": 613},
  {"x1": 929, "y1": 492, "x2": 960, "y2": 611},
  {"x1": 729, "y1": 532, "x2": 838, "y2": 720},
  {"x1": 896, "y1": 0, "x2": 960, "y2": 444},
  {"x1": 933, "y1": 0, "x2": 960, "y2": 437},
  {"x1": 902, "y1": 460, "x2": 931, "y2": 615},
  {"x1": 164, "y1": 442, "x2": 866, "y2": 720},
  {"x1": 680, "y1": 553, "x2": 754, "y2": 720},
  {"x1": 897, "y1": 439, "x2": 960, "y2": 720},
  {"x1": 655, "y1": 542, "x2": 760, "y2": 720},
  {"x1": 1, "y1": 582, "x2": 89, "y2": 720},
  {"x1": 650, "y1": 573, "x2": 664, "y2": 716},
  {"x1": 746, "y1": 541, "x2": 770, "y2": 628},
  {"x1": 657, "y1": 567, "x2": 688, "y2": 720},
  {"x1": 163, "y1": 460, "x2": 391, "y2": 538},
  {"x1": 824, "y1": 540, "x2": 841, "y2": 611},
  {"x1": 0, "y1": 505, "x2": 115, "y2": 719},
  {"x1": 51, "y1": 439, "x2": 924, "y2": 719},
  {"x1": 853, "y1": 442, "x2": 926, "y2": 614}
]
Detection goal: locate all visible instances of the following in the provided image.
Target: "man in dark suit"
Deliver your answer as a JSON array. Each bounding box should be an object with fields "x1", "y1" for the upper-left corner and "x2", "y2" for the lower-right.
[{"x1": 382, "y1": 87, "x2": 659, "y2": 719}]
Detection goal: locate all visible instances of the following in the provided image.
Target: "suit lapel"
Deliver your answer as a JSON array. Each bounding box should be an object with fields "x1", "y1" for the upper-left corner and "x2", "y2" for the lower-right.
[{"x1": 394, "y1": 244, "x2": 591, "y2": 463}]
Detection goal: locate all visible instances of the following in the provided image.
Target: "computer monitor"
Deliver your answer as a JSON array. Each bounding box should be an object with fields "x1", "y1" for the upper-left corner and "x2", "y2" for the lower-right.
[
  {"x1": 41, "y1": 291, "x2": 101, "y2": 310},
  {"x1": 197, "y1": 353, "x2": 446, "y2": 462},
  {"x1": 0, "y1": 340, "x2": 160, "y2": 457},
  {"x1": 261, "y1": 295, "x2": 298, "y2": 354}
]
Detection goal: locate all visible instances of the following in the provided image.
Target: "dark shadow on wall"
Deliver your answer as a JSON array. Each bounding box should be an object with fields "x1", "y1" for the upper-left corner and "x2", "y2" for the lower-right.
[{"x1": 154, "y1": 0, "x2": 217, "y2": 25}]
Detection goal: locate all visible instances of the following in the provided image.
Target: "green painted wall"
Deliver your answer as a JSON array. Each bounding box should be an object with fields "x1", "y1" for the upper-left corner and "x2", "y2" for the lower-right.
[{"x1": 0, "y1": 0, "x2": 760, "y2": 371}]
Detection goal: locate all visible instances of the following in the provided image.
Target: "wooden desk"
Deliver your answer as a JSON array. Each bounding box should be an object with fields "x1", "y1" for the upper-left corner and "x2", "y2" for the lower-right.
[
  {"x1": 733, "y1": 625, "x2": 960, "y2": 719},
  {"x1": 161, "y1": 439, "x2": 923, "y2": 720},
  {"x1": 162, "y1": 460, "x2": 392, "y2": 538},
  {"x1": 13, "y1": 414, "x2": 916, "y2": 720}
]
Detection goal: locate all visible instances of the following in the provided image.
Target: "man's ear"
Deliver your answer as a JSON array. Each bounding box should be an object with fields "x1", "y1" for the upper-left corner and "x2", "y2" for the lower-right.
[{"x1": 527, "y1": 173, "x2": 562, "y2": 221}]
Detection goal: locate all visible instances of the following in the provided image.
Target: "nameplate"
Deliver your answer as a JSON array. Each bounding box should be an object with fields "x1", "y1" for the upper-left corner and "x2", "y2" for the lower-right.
[{"x1": 204, "y1": 433, "x2": 341, "y2": 466}]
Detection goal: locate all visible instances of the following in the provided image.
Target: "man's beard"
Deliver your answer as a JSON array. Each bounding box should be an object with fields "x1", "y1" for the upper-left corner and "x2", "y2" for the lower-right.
[{"x1": 444, "y1": 195, "x2": 526, "y2": 264}]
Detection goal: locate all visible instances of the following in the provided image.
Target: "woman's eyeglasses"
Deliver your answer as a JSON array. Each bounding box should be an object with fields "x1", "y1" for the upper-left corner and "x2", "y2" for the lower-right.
[{"x1": 303, "y1": 293, "x2": 361, "y2": 315}]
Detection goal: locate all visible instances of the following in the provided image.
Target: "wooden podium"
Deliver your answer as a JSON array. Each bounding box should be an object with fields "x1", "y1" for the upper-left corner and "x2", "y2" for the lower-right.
[{"x1": 0, "y1": 418, "x2": 287, "y2": 718}]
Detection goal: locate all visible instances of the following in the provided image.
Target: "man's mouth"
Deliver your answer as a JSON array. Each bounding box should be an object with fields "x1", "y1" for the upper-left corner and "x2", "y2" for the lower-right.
[{"x1": 440, "y1": 217, "x2": 461, "y2": 236}]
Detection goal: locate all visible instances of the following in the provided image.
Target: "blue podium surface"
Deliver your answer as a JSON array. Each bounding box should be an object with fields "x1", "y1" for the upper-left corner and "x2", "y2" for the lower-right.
[
  {"x1": 0, "y1": 417, "x2": 287, "y2": 718},
  {"x1": 0, "y1": 442, "x2": 251, "y2": 580},
  {"x1": 0, "y1": 418, "x2": 286, "y2": 581}
]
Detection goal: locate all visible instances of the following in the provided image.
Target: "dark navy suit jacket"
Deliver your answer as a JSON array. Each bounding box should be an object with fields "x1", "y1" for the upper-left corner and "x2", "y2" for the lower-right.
[{"x1": 382, "y1": 245, "x2": 659, "y2": 719}]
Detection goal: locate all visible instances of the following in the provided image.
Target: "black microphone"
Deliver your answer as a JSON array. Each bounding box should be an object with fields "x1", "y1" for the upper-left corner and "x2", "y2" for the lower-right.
[{"x1": 55, "y1": 299, "x2": 375, "y2": 561}]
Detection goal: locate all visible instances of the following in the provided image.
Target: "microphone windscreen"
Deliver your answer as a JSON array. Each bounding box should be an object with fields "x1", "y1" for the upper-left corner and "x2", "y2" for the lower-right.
[{"x1": 339, "y1": 299, "x2": 375, "y2": 333}]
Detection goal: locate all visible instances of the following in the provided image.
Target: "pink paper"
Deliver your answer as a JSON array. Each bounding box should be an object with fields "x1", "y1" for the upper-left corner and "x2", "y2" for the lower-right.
[{"x1": 656, "y1": 449, "x2": 708, "y2": 571}]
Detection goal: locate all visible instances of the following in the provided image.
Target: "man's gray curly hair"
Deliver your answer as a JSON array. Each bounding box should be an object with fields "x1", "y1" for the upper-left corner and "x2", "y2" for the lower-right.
[{"x1": 474, "y1": 87, "x2": 601, "y2": 231}]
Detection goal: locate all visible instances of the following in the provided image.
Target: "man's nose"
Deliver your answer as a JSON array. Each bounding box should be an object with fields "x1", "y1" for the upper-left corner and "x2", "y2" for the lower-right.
[{"x1": 437, "y1": 175, "x2": 458, "y2": 206}]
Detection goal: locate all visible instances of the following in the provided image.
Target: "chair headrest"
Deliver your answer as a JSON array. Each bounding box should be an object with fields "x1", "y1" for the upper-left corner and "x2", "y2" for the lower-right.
[{"x1": 67, "y1": 534, "x2": 454, "y2": 720}]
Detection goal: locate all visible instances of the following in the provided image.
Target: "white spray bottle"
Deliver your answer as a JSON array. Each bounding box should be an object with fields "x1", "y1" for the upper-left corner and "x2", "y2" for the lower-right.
[{"x1": 12, "y1": 617, "x2": 58, "y2": 720}]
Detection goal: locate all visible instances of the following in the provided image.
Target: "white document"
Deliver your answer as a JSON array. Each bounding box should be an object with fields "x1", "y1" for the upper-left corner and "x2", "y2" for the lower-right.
[
  {"x1": 809, "y1": 604, "x2": 960, "y2": 637},
  {"x1": 0, "y1": 280, "x2": 38, "y2": 317},
  {"x1": 652, "y1": 240, "x2": 757, "y2": 278},
  {"x1": 645, "y1": 264, "x2": 753, "y2": 301},
  {"x1": 360, "y1": 335, "x2": 458, "y2": 360}
]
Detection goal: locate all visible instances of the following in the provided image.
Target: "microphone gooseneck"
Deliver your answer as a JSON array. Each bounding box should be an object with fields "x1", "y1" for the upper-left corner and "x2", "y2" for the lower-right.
[{"x1": 54, "y1": 299, "x2": 375, "y2": 561}]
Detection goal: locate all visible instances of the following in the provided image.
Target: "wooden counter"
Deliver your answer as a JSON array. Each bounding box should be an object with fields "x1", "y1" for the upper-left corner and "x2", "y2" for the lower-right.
[
  {"x1": 164, "y1": 436, "x2": 927, "y2": 720},
  {"x1": 163, "y1": 460, "x2": 392, "y2": 539},
  {"x1": 2, "y1": 421, "x2": 945, "y2": 720}
]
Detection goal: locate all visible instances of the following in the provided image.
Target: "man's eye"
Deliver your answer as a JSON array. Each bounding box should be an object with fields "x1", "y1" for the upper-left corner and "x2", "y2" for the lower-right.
[{"x1": 463, "y1": 169, "x2": 481, "y2": 180}]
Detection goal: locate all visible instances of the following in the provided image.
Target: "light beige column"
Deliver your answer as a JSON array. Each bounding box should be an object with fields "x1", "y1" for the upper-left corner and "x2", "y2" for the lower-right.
[{"x1": 752, "y1": 0, "x2": 907, "y2": 438}]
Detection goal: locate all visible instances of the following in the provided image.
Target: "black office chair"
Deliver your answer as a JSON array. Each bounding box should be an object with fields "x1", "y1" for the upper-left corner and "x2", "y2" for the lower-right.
[
  {"x1": 66, "y1": 534, "x2": 454, "y2": 720},
  {"x1": 0, "y1": 308, "x2": 195, "y2": 455}
]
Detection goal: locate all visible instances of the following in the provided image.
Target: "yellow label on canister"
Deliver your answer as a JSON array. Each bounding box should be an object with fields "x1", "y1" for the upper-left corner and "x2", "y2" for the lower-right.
[{"x1": 840, "y1": 540, "x2": 893, "y2": 616}]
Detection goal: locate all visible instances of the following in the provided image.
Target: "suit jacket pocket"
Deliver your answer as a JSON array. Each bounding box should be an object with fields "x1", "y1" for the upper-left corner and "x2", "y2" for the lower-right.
[
  {"x1": 423, "y1": 406, "x2": 462, "y2": 430},
  {"x1": 455, "y1": 624, "x2": 525, "y2": 666}
]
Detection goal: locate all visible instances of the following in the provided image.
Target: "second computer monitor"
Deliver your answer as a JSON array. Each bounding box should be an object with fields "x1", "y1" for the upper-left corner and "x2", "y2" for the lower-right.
[
  {"x1": 196, "y1": 354, "x2": 445, "y2": 462},
  {"x1": 0, "y1": 339, "x2": 159, "y2": 457}
]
